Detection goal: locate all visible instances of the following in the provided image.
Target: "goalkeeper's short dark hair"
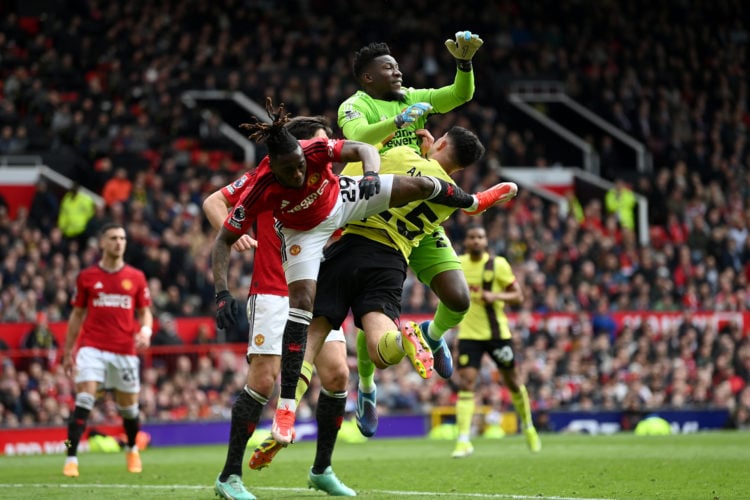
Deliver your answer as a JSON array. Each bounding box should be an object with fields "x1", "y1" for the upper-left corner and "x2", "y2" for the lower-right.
[{"x1": 352, "y1": 42, "x2": 391, "y2": 78}]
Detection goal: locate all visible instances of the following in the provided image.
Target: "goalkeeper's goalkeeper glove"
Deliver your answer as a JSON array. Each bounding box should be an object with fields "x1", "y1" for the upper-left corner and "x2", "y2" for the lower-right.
[
  {"x1": 358, "y1": 171, "x2": 381, "y2": 200},
  {"x1": 445, "y1": 31, "x2": 484, "y2": 70},
  {"x1": 394, "y1": 102, "x2": 432, "y2": 129},
  {"x1": 215, "y1": 290, "x2": 239, "y2": 330}
]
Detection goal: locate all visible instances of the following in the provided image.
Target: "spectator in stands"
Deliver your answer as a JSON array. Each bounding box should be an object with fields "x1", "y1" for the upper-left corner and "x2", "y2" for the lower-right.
[
  {"x1": 102, "y1": 167, "x2": 132, "y2": 207},
  {"x1": 29, "y1": 179, "x2": 59, "y2": 233},
  {"x1": 605, "y1": 178, "x2": 637, "y2": 232},
  {"x1": 21, "y1": 310, "x2": 58, "y2": 366},
  {"x1": 152, "y1": 313, "x2": 183, "y2": 346},
  {"x1": 193, "y1": 323, "x2": 215, "y2": 345},
  {"x1": 57, "y1": 182, "x2": 96, "y2": 241}
]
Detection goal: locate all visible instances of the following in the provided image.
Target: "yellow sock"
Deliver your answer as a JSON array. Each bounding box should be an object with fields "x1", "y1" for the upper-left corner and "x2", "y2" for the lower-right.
[
  {"x1": 376, "y1": 331, "x2": 405, "y2": 366},
  {"x1": 511, "y1": 385, "x2": 533, "y2": 428},
  {"x1": 295, "y1": 361, "x2": 314, "y2": 404},
  {"x1": 456, "y1": 391, "x2": 475, "y2": 440}
]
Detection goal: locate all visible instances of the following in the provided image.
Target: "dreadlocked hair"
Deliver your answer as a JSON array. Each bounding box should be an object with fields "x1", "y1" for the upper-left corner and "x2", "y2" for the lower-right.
[{"x1": 239, "y1": 97, "x2": 298, "y2": 156}]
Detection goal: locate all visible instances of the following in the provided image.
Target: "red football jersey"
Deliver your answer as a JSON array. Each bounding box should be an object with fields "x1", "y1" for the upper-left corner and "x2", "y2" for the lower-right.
[
  {"x1": 221, "y1": 175, "x2": 287, "y2": 297},
  {"x1": 71, "y1": 264, "x2": 152, "y2": 355},
  {"x1": 223, "y1": 138, "x2": 345, "y2": 235}
]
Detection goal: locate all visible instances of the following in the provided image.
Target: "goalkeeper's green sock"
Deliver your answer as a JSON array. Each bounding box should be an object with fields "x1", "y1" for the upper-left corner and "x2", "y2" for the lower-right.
[
  {"x1": 511, "y1": 385, "x2": 534, "y2": 429},
  {"x1": 429, "y1": 302, "x2": 467, "y2": 341},
  {"x1": 375, "y1": 330, "x2": 406, "y2": 367},
  {"x1": 356, "y1": 330, "x2": 376, "y2": 392},
  {"x1": 456, "y1": 390, "x2": 475, "y2": 441},
  {"x1": 294, "y1": 360, "x2": 315, "y2": 404}
]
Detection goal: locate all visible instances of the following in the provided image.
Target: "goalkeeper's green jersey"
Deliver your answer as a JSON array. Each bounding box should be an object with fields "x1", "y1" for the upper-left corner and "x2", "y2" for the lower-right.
[
  {"x1": 340, "y1": 146, "x2": 457, "y2": 260},
  {"x1": 458, "y1": 253, "x2": 515, "y2": 341},
  {"x1": 338, "y1": 70, "x2": 474, "y2": 154}
]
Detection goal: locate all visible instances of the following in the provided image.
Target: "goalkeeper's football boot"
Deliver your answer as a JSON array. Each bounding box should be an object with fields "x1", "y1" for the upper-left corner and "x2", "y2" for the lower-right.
[
  {"x1": 214, "y1": 473, "x2": 256, "y2": 500},
  {"x1": 63, "y1": 459, "x2": 79, "y2": 477},
  {"x1": 451, "y1": 441, "x2": 474, "y2": 458},
  {"x1": 525, "y1": 426, "x2": 542, "y2": 453},
  {"x1": 401, "y1": 321, "x2": 433, "y2": 379},
  {"x1": 419, "y1": 320, "x2": 453, "y2": 379},
  {"x1": 464, "y1": 182, "x2": 518, "y2": 215},
  {"x1": 355, "y1": 386, "x2": 378, "y2": 437},
  {"x1": 249, "y1": 430, "x2": 295, "y2": 470},
  {"x1": 271, "y1": 407, "x2": 296, "y2": 445},
  {"x1": 126, "y1": 449, "x2": 142, "y2": 473},
  {"x1": 308, "y1": 466, "x2": 356, "y2": 496}
]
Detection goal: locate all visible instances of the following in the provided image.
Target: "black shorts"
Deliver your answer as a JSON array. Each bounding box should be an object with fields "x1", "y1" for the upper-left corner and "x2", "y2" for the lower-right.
[
  {"x1": 314, "y1": 234, "x2": 407, "y2": 330},
  {"x1": 457, "y1": 338, "x2": 516, "y2": 370}
]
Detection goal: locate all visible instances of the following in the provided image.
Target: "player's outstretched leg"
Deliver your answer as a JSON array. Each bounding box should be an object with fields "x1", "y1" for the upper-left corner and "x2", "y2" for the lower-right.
[
  {"x1": 420, "y1": 320, "x2": 454, "y2": 378},
  {"x1": 214, "y1": 473, "x2": 256, "y2": 500},
  {"x1": 400, "y1": 321, "x2": 434, "y2": 379},
  {"x1": 308, "y1": 466, "x2": 356, "y2": 496},
  {"x1": 463, "y1": 182, "x2": 518, "y2": 215}
]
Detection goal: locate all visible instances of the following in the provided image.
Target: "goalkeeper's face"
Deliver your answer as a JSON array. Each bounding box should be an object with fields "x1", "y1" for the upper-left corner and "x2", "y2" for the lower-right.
[{"x1": 364, "y1": 55, "x2": 404, "y2": 101}]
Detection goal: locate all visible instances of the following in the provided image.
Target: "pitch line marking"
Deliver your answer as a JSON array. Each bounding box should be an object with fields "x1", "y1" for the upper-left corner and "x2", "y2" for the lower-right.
[{"x1": 0, "y1": 483, "x2": 615, "y2": 500}]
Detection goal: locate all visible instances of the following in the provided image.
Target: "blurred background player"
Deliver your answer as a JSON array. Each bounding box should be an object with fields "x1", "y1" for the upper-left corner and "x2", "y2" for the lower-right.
[
  {"x1": 453, "y1": 224, "x2": 541, "y2": 458},
  {"x1": 62, "y1": 222, "x2": 153, "y2": 477},
  {"x1": 337, "y1": 31, "x2": 493, "y2": 433},
  {"x1": 204, "y1": 116, "x2": 354, "y2": 499}
]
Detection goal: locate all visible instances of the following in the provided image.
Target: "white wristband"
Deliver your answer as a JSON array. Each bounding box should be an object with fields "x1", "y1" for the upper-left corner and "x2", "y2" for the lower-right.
[{"x1": 139, "y1": 326, "x2": 153, "y2": 339}]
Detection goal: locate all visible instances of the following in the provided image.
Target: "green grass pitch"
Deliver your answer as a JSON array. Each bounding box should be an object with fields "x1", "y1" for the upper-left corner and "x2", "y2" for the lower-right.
[{"x1": 1, "y1": 431, "x2": 748, "y2": 499}]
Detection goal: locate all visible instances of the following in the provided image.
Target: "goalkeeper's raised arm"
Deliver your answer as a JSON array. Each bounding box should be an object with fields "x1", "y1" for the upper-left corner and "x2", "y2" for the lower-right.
[{"x1": 337, "y1": 30, "x2": 483, "y2": 154}]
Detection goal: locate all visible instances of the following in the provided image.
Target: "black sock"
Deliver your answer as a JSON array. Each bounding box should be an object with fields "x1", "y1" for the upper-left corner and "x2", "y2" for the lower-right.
[
  {"x1": 429, "y1": 178, "x2": 474, "y2": 208},
  {"x1": 312, "y1": 390, "x2": 347, "y2": 474},
  {"x1": 122, "y1": 417, "x2": 139, "y2": 449},
  {"x1": 66, "y1": 406, "x2": 90, "y2": 457},
  {"x1": 220, "y1": 389, "x2": 265, "y2": 481},
  {"x1": 280, "y1": 316, "x2": 309, "y2": 400}
]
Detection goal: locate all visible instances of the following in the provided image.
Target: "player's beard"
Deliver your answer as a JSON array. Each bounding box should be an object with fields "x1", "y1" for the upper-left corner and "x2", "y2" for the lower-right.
[{"x1": 386, "y1": 89, "x2": 406, "y2": 102}]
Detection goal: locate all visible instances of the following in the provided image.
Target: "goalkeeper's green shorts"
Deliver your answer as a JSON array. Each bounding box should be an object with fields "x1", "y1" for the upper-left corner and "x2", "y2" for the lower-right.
[{"x1": 408, "y1": 226, "x2": 461, "y2": 287}]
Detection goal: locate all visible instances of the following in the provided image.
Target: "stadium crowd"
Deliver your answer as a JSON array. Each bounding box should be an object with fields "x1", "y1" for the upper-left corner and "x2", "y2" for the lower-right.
[{"x1": 1, "y1": 0, "x2": 749, "y2": 431}]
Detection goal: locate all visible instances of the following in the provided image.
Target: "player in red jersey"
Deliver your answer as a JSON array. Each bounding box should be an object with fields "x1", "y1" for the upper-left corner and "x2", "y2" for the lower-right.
[
  {"x1": 211, "y1": 98, "x2": 499, "y2": 448},
  {"x1": 207, "y1": 116, "x2": 357, "y2": 499},
  {"x1": 62, "y1": 222, "x2": 153, "y2": 478}
]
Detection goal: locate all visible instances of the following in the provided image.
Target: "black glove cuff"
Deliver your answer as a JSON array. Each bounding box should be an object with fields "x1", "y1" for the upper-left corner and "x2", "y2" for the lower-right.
[
  {"x1": 394, "y1": 115, "x2": 405, "y2": 128},
  {"x1": 215, "y1": 290, "x2": 230, "y2": 303},
  {"x1": 456, "y1": 60, "x2": 473, "y2": 72},
  {"x1": 363, "y1": 171, "x2": 379, "y2": 177}
]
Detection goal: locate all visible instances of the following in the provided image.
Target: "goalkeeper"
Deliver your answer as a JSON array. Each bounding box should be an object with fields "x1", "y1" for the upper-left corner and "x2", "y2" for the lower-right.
[{"x1": 338, "y1": 31, "x2": 486, "y2": 433}]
